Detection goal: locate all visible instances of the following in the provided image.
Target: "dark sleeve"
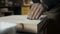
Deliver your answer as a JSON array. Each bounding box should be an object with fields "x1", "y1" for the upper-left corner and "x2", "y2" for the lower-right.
[
  {"x1": 32, "y1": 0, "x2": 41, "y2": 3},
  {"x1": 44, "y1": 0, "x2": 59, "y2": 10}
]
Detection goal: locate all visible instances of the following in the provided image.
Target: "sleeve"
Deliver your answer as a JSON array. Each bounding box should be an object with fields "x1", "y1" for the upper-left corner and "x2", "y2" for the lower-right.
[
  {"x1": 40, "y1": 0, "x2": 59, "y2": 10},
  {"x1": 32, "y1": 0, "x2": 41, "y2": 3}
]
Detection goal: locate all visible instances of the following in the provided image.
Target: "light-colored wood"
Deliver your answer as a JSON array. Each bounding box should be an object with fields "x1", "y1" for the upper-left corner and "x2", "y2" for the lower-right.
[
  {"x1": 0, "y1": 15, "x2": 46, "y2": 33},
  {"x1": 0, "y1": 22, "x2": 16, "y2": 34}
]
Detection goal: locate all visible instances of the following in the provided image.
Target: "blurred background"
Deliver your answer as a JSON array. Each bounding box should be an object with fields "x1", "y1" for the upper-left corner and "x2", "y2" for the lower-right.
[{"x1": 0, "y1": 0, "x2": 32, "y2": 17}]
